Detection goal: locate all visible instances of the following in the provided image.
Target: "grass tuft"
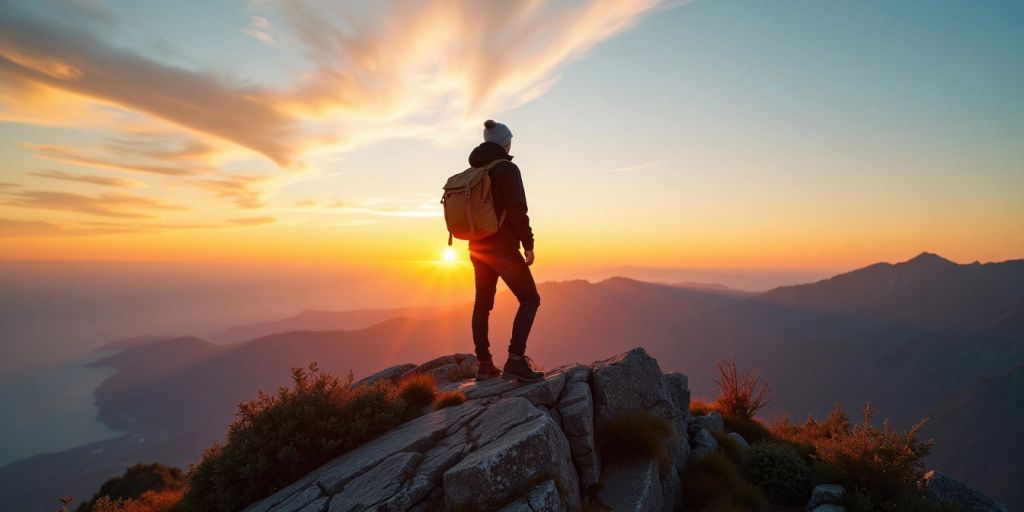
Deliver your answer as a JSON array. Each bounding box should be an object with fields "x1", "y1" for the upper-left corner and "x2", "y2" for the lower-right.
[
  {"x1": 596, "y1": 410, "x2": 674, "y2": 469},
  {"x1": 433, "y1": 390, "x2": 467, "y2": 410},
  {"x1": 397, "y1": 373, "x2": 438, "y2": 409},
  {"x1": 681, "y1": 452, "x2": 767, "y2": 512}
]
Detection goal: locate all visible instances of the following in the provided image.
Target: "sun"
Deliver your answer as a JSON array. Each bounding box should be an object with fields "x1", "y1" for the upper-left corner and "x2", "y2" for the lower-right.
[{"x1": 442, "y1": 247, "x2": 457, "y2": 262}]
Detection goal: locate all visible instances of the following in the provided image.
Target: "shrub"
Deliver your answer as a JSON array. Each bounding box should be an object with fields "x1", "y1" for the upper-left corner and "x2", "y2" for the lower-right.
[
  {"x1": 739, "y1": 441, "x2": 812, "y2": 506},
  {"x1": 90, "y1": 490, "x2": 183, "y2": 512},
  {"x1": 596, "y1": 410, "x2": 674, "y2": 469},
  {"x1": 710, "y1": 430, "x2": 746, "y2": 463},
  {"x1": 712, "y1": 356, "x2": 770, "y2": 419},
  {"x1": 397, "y1": 373, "x2": 438, "y2": 410},
  {"x1": 433, "y1": 390, "x2": 467, "y2": 410},
  {"x1": 180, "y1": 363, "x2": 410, "y2": 512},
  {"x1": 75, "y1": 463, "x2": 186, "y2": 512},
  {"x1": 772, "y1": 403, "x2": 933, "y2": 511},
  {"x1": 681, "y1": 452, "x2": 767, "y2": 512}
]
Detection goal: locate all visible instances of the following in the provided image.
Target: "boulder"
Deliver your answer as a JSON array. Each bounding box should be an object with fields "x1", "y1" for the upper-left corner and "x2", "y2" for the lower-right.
[
  {"x1": 663, "y1": 372, "x2": 690, "y2": 418},
  {"x1": 498, "y1": 480, "x2": 565, "y2": 512},
  {"x1": 327, "y1": 452, "x2": 421, "y2": 512},
  {"x1": 690, "y1": 427, "x2": 718, "y2": 461},
  {"x1": 403, "y1": 353, "x2": 477, "y2": 385},
  {"x1": 443, "y1": 397, "x2": 580, "y2": 511},
  {"x1": 596, "y1": 459, "x2": 663, "y2": 512},
  {"x1": 660, "y1": 464, "x2": 682, "y2": 511},
  {"x1": 353, "y1": 363, "x2": 416, "y2": 387},
  {"x1": 922, "y1": 471, "x2": 1008, "y2": 512},
  {"x1": 692, "y1": 412, "x2": 724, "y2": 433},
  {"x1": 810, "y1": 506, "x2": 847, "y2": 512},
  {"x1": 591, "y1": 348, "x2": 675, "y2": 424},
  {"x1": 558, "y1": 380, "x2": 601, "y2": 488},
  {"x1": 806, "y1": 484, "x2": 845, "y2": 510},
  {"x1": 727, "y1": 432, "x2": 750, "y2": 451}
]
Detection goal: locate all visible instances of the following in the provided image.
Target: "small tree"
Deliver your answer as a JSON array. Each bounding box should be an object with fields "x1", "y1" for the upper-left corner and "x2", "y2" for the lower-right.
[{"x1": 713, "y1": 356, "x2": 771, "y2": 419}]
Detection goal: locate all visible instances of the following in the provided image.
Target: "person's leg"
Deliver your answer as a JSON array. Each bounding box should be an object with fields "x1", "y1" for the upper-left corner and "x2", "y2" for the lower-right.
[
  {"x1": 470, "y1": 252, "x2": 500, "y2": 363},
  {"x1": 494, "y1": 250, "x2": 541, "y2": 357}
]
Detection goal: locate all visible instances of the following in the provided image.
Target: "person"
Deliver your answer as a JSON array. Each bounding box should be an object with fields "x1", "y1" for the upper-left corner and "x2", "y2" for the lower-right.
[{"x1": 468, "y1": 120, "x2": 544, "y2": 383}]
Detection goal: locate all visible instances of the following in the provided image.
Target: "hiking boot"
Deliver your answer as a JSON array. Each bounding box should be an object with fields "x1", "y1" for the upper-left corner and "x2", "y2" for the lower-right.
[
  {"x1": 476, "y1": 360, "x2": 502, "y2": 381},
  {"x1": 502, "y1": 354, "x2": 544, "y2": 383}
]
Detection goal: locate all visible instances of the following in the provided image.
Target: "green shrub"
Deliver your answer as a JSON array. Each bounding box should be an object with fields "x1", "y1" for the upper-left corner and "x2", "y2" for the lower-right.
[
  {"x1": 397, "y1": 373, "x2": 438, "y2": 409},
  {"x1": 596, "y1": 410, "x2": 674, "y2": 468},
  {"x1": 180, "y1": 363, "x2": 410, "y2": 512},
  {"x1": 75, "y1": 463, "x2": 186, "y2": 512},
  {"x1": 739, "y1": 441, "x2": 812, "y2": 506},
  {"x1": 772, "y1": 403, "x2": 933, "y2": 511},
  {"x1": 433, "y1": 390, "x2": 467, "y2": 410},
  {"x1": 681, "y1": 452, "x2": 767, "y2": 512}
]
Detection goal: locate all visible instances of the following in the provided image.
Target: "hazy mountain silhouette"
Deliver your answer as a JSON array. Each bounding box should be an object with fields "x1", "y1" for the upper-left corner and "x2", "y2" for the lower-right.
[{"x1": 2, "y1": 253, "x2": 1021, "y2": 511}]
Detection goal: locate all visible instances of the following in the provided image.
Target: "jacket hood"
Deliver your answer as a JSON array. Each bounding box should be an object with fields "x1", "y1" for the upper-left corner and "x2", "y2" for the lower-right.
[{"x1": 468, "y1": 141, "x2": 514, "y2": 168}]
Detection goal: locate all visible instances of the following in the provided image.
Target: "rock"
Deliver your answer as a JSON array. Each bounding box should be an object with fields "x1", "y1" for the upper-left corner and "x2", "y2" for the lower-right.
[
  {"x1": 727, "y1": 432, "x2": 750, "y2": 450},
  {"x1": 558, "y1": 380, "x2": 601, "y2": 488},
  {"x1": 690, "y1": 428, "x2": 718, "y2": 461},
  {"x1": 694, "y1": 412, "x2": 724, "y2": 433},
  {"x1": 403, "y1": 353, "x2": 477, "y2": 385},
  {"x1": 591, "y1": 348, "x2": 675, "y2": 424},
  {"x1": 660, "y1": 464, "x2": 682, "y2": 511},
  {"x1": 806, "y1": 484, "x2": 845, "y2": 510},
  {"x1": 664, "y1": 372, "x2": 690, "y2": 418},
  {"x1": 810, "y1": 506, "x2": 847, "y2": 512},
  {"x1": 597, "y1": 459, "x2": 663, "y2": 512},
  {"x1": 922, "y1": 470, "x2": 1008, "y2": 512},
  {"x1": 443, "y1": 397, "x2": 580, "y2": 511},
  {"x1": 327, "y1": 451, "x2": 421, "y2": 512},
  {"x1": 497, "y1": 480, "x2": 564, "y2": 512},
  {"x1": 353, "y1": 363, "x2": 416, "y2": 387}
]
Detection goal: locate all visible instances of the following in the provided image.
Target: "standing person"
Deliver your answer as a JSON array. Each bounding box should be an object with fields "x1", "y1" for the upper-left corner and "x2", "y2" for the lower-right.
[{"x1": 468, "y1": 120, "x2": 544, "y2": 383}]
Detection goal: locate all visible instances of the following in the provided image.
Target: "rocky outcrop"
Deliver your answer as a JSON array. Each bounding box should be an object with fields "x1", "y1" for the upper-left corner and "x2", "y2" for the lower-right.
[
  {"x1": 242, "y1": 347, "x2": 691, "y2": 512},
  {"x1": 806, "y1": 484, "x2": 845, "y2": 511},
  {"x1": 922, "y1": 471, "x2": 1008, "y2": 512}
]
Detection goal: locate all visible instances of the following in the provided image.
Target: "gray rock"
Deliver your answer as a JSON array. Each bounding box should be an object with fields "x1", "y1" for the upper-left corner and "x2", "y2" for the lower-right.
[
  {"x1": 727, "y1": 432, "x2": 750, "y2": 450},
  {"x1": 327, "y1": 451, "x2": 421, "y2": 512},
  {"x1": 403, "y1": 353, "x2": 477, "y2": 384},
  {"x1": 353, "y1": 363, "x2": 417, "y2": 387},
  {"x1": 664, "y1": 372, "x2": 690, "y2": 417},
  {"x1": 922, "y1": 471, "x2": 1008, "y2": 512},
  {"x1": 811, "y1": 506, "x2": 847, "y2": 512},
  {"x1": 591, "y1": 347, "x2": 675, "y2": 424},
  {"x1": 661, "y1": 464, "x2": 682, "y2": 512},
  {"x1": 694, "y1": 412, "x2": 724, "y2": 433},
  {"x1": 295, "y1": 497, "x2": 329, "y2": 512},
  {"x1": 527, "y1": 479, "x2": 565, "y2": 512},
  {"x1": 558, "y1": 380, "x2": 601, "y2": 488},
  {"x1": 597, "y1": 459, "x2": 663, "y2": 512},
  {"x1": 806, "y1": 484, "x2": 845, "y2": 510},
  {"x1": 690, "y1": 427, "x2": 718, "y2": 460},
  {"x1": 443, "y1": 397, "x2": 580, "y2": 511}
]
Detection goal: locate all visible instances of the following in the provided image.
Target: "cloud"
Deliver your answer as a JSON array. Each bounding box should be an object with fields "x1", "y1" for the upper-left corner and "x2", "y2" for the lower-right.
[
  {"x1": 0, "y1": 6, "x2": 298, "y2": 166},
  {"x1": 190, "y1": 174, "x2": 271, "y2": 209},
  {"x1": 25, "y1": 143, "x2": 204, "y2": 176},
  {"x1": 3, "y1": 190, "x2": 185, "y2": 218},
  {"x1": 0, "y1": 217, "x2": 145, "y2": 237},
  {"x1": 244, "y1": 16, "x2": 276, "y2": 44},
  {"x1": 228, "y1": 216, "x2": 276, "y2": 226},
  {"x1": 30, "y1": 169, "x2": 141, "y2": 187}
]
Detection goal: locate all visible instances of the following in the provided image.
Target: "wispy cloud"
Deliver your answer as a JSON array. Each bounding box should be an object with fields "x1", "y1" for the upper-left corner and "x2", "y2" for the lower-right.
[
  {"x1": 243, "y1": 16, "x2": 277, "y2": 45},
  {"x1": 228, "y1": 216, "x2": 276, "y2": 226},
  {"x1": 0, "y1": 217, "x2": 145, "y2": 237},
  {"x1": 604, "y1": 161, "x2": 662, "y2": 174},
  {"x1": 29, "y1": 169, "x2": 141, "y2": 187},
  {"x1": 3, "y1": 190, "x2": 185, "y2": 219}
]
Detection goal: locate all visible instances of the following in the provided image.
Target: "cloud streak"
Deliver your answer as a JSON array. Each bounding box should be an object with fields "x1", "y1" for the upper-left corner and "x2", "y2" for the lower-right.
[
  {"x1": 3, "y1": 190, "x2": 185, "y2": 219},
  {"x1": 30, "y1": 169, "x2": 141, "y2": 187}
]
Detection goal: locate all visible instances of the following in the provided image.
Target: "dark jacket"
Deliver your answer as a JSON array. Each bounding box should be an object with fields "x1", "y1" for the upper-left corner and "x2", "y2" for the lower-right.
[{"x1": 466, "y1": 141, "x2": 534, "y2": 252}]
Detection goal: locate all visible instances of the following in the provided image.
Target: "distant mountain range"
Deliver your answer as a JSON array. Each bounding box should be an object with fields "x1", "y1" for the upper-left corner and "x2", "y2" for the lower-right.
[{"x1": 2, "y1": 253, "x2": 1021, "y2": 511}]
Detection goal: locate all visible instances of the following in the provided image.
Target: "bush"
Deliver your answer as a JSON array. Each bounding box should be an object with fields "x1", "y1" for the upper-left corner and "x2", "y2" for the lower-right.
[
  {"x1": 596, "y1": 410, "x2": 674, "y2": 468},
  {"x1": 180, "y1": 363, "x2": 411, "y2": 512},
  {"x1": 397, "y1": 373, "x2": 438, "y2": 409},
  {"x1": 90, "y1": 490, "x2": 183, "y2": 512},
  {"x1": 739, "y1": 441, "x2": 812, "y2": 506},
  {"x1": 681, "y1": 452, "x2": 767, "y2": 512},
  {"x1": 712, "y1": 356, "x2": 770, "y2": 419},
  {"x1": 772, "y1": 403, "x2": 933, "y2": 511},
  {"x1": 75, "y1": 463, "x2": 186, "y2": 512},
  {"x1": 433, "y1": 390, "x2": 467, "y2": 410}
]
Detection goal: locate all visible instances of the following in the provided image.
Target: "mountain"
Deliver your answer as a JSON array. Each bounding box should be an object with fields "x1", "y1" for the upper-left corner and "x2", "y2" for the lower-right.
[{"x1": 2, "y1": 253, "x2": 1021, "y2": 511}]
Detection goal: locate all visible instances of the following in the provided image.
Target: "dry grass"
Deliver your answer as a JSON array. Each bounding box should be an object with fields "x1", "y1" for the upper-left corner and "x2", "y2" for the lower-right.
[
  {"x1": 433, "y1": 390, "x2": 468, "y2": 410},
  {"x1": 397, "y1": 373, "x2": 438, "y2": 409},
  {"x1": 91, "y1": 489, "x2": 184, "y2": 512},
  {"x1": 681, "y1": 452, "x2": 767, "y2": 512},
  {"x1": 712, "y1": 356, "x2": 770, "y2": 419},
  {"x1": 596, "y1": 410, "x2": 674, "y2": 469}
]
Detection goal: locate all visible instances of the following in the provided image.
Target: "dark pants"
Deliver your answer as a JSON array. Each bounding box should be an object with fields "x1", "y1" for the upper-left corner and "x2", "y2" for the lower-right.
[{"x1": 469, "y1": 248, "x2": 540, "y2": 362}]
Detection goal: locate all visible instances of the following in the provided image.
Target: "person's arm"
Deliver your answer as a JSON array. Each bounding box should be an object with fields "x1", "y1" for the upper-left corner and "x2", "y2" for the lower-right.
[{"x1": 499, "y1": 163, "x2": 535, "y2": 252}]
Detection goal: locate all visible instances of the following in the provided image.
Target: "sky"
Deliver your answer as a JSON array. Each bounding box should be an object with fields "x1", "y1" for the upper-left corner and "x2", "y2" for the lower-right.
[{"x1": 1, "y1": 0, "x2": 1022, "y2": 273}]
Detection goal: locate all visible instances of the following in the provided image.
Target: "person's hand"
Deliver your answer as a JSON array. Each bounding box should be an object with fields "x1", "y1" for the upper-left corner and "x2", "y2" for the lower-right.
[{"x1": 524, "y1": 250, "x2": 535, "y2": 266}]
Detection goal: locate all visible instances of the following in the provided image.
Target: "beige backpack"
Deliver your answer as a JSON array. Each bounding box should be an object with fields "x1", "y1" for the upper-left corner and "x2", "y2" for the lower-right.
[{"x1": 441, "y1": 159, "x2": 509, "y2": 245}]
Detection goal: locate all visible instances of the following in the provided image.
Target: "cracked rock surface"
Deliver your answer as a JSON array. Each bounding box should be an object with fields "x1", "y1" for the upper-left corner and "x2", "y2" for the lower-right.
[{"x1": 242, "y1": 348, "x2": 691, "y2": 512}]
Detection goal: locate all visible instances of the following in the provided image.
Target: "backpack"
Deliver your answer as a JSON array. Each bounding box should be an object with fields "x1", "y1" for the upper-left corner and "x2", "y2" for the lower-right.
[{"x1": 441, "y1": 159, "x2": 509, "y2": 245}]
